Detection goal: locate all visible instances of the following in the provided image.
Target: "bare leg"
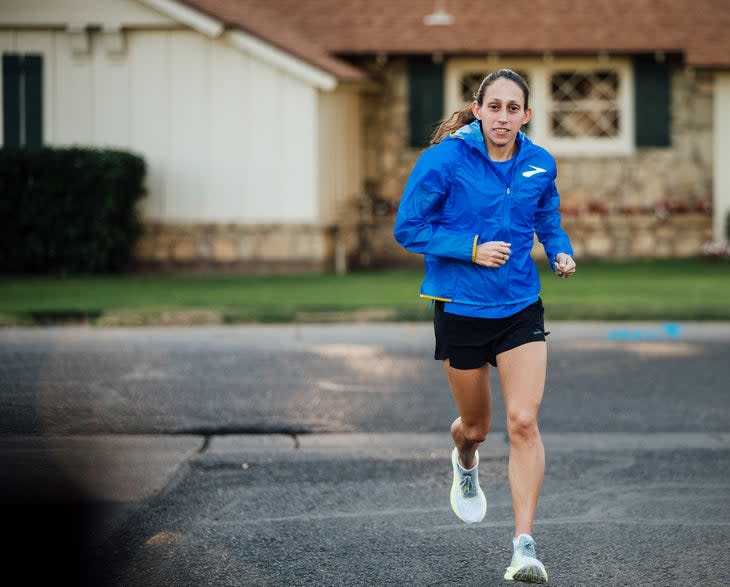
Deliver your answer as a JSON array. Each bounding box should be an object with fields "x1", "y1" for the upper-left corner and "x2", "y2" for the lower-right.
[
  {"x1": 443, "y1": 359, "x2": 492, "y2": 469},
  {"x1": 497, "y1": 341, "x2": 547, "y2": 537}
]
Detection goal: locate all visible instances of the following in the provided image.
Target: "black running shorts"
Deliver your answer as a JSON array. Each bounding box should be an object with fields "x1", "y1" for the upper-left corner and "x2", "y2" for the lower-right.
[{"x1": 434, "y1": 298, "x2": 548, "y2": 370}]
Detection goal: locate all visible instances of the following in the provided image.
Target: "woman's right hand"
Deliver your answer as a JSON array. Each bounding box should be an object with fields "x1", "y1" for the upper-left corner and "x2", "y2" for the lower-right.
[{"x1": 474, "y1": 241, "x2": 511, "y2": 268}]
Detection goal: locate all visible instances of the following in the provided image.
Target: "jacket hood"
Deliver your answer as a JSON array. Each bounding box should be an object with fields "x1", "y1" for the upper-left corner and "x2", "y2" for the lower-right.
[{"x1": 451, "y1": 119, "x2": 531, "y2": 158}]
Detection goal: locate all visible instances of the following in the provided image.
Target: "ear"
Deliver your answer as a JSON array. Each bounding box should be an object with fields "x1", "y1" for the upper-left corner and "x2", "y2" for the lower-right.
[
  {"x1": 471, "y1": 100, "x2": 481, "y2": 120},
  {"x1": 522, "y1": 107, "x2": 533, "y2": 126}
]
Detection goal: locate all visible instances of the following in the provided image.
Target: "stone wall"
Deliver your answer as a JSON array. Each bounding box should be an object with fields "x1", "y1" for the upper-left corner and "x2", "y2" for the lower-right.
[
  {"x1": 545, "y1": 213, "x2": 712, "y2": 259},
  {"x1": 133, "y1": 222, "x2": 336, "y2": 273}
]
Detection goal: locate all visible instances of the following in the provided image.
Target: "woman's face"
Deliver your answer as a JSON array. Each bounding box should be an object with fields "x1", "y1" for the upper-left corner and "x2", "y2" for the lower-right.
[{"x1": 472, "y1": 78, "x2": 532, "y2": 151}]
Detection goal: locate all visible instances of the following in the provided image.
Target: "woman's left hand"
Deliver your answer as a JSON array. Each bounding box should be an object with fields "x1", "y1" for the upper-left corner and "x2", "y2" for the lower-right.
[{"x1": 554, "y1": 253, "x2": 576, "y2": 278}]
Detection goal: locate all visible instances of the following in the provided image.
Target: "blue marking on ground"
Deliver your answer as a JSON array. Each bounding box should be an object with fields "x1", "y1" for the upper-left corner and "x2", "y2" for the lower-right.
[{"x1": 606, "y1": 323, "x2": 683, "y2": 341}]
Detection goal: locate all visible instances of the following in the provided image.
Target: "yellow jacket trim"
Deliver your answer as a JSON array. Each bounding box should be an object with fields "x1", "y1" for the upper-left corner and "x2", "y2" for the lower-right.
[
  {"x1": 471, "y1": 234, "x2": 479, "y2": 263},
  {"x1": 420, "y1": 293, "x2": 453, "y2": 302}
]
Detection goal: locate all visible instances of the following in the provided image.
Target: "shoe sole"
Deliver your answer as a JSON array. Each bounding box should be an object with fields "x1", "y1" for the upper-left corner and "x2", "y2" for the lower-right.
[
  {"x1": 449, "y1": 448, "x2": 486, "y2": 524},
  {"x1": 504, "y1": 563, "x2": 548, "y2": 583}
]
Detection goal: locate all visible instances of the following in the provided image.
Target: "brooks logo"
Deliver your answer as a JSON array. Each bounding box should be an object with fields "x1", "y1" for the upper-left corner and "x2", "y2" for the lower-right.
[{"x1": 522, "y1": 165, "x2": 547, "y2": 178}]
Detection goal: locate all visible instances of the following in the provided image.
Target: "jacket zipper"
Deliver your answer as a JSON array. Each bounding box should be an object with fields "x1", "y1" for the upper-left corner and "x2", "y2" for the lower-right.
[{"x1": 487, "y1": 151, "x2": 522, "y2": 296}]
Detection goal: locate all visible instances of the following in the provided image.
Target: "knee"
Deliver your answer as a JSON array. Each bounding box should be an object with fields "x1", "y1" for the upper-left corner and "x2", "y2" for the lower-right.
[
  {"x1": 459, "y1": 418, "x2": 490, "y2": 443},
  {"x1": 506, "y1": 409, "x2": 539, "y2": 443}
]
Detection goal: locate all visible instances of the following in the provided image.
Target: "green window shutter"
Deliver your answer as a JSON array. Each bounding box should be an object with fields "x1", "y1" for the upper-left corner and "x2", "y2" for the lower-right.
[
  {"x1": 633, "y1": 55, "x2": 670, "y2": 148},
  {"x1": 24, "y1": 54, "x2": 43, "y2": 147},
  {"x1": 2, "y1": 54, "x2": 21, "y2": 148},
  {"x1": 408, "y1": 60, "x2": 444, "y2": 148},
  {"x1": 2, "y1": 53, "x2": 43, "y2": 148}
]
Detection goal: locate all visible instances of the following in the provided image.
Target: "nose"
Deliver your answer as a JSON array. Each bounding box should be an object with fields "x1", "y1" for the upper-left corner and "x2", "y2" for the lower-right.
[{"x1": 497, "y1": 107, "x2": 509, "y2": 122}]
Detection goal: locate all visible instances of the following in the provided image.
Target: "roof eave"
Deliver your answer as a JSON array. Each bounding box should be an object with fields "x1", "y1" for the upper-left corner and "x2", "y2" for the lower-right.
[{"x1": 137, "y1": 0, "x2": 223, "y2": 37}]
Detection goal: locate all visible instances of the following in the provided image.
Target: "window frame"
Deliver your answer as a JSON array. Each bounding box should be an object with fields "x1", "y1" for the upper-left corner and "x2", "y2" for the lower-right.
[{"x1": 445, "y1": 57, "x2": 635, "y2": 156}]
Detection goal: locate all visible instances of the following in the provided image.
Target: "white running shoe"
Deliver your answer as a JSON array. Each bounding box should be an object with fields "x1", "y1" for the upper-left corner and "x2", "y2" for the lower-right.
[
  {"x1": 449, "y1": 447, "x2": 487, "y2": 523},
  {"x1": 504, "y1": 534, "x2": 549, "y2": 583}
]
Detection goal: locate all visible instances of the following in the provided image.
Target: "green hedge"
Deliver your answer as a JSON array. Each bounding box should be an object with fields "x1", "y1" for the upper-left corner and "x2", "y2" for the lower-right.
[{"x1": 0, "y1": 147, "x2": 146, "y2": 274}]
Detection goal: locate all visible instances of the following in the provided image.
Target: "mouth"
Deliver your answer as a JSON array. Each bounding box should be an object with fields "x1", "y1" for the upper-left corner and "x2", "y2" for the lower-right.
[{"x1": 492, "y1": 128, "x2": 511, "y2": 136}]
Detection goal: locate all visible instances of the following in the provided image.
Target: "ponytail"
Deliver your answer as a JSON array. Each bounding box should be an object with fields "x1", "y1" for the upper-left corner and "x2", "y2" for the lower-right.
[{"x1": 430, "y1": 104, "x2": 476, "y2": 145}]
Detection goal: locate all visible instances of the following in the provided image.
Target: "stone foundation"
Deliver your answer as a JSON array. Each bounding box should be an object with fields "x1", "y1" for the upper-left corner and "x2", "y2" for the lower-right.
[
  {"x1": 132, "y1": 222, "x2": 336, "y2": 273},
  {"x1": 548, "y1": 212, "x2": 712, "y2": 260},
  {"x1": 133, "y1": 210, "x2": 712, "y2": 273},
  {"x1": 361, "y1": 210, "x2": 713, "y2": 268}
]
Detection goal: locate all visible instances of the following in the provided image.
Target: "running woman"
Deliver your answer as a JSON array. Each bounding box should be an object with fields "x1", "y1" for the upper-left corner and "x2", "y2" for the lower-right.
[{"x1": 393, "y1": 69, "x2": 576, "y2": 583}]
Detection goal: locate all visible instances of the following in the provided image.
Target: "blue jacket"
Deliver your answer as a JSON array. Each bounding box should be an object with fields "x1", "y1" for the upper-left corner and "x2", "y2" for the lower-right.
[{"x1": 393, "y1": 120, "x2": 573, "y2": 311}]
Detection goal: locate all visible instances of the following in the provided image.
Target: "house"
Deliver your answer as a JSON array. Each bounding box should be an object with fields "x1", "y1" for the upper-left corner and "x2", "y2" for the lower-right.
[{"x1": 2, "y1": 0, "x2": 729, "y2": 271}]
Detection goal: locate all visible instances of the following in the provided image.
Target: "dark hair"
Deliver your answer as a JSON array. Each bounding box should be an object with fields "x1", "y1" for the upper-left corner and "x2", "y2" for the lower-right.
[{"x1": 429, "y1": 68, "x2": 530, "y2": 145}]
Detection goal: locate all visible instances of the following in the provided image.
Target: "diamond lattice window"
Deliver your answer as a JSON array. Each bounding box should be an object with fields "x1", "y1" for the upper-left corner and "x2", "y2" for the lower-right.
[
  {"x1": 459, "y1": 72, "x2": 486, "y2": 101},
  {"x1": 549, "y1": 70, "x2": 620, "y2": 138}
]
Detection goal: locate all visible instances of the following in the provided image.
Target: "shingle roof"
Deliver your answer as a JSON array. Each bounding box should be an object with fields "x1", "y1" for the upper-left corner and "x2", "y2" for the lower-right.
[
  {"x1": 179, "y1": 0, "x2": 369, "y2": 82},
  {"x1": 181, "y1": 0, "x2": 730, "y2": 70}
]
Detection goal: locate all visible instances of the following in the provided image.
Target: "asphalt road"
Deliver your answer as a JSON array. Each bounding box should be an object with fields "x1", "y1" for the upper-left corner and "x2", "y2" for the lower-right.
[{"x1": 1, "y1": 321, "x2": 729, "y2": 586}]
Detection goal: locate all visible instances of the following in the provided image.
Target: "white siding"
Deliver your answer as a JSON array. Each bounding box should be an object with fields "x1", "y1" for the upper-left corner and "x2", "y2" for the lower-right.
[
  {"x1": 54, "y1": 33, "x2": 94, "y2": 143},
  {"x1": 1, "y1": 27, "x2": 324, "y2": 224},
  {"x1": 94, "y1": 38, "x2": 131, "y2": 147},
  {"x1": 0, "y1": 0, "x2": 176, "y2": 28},
  {"x1": 128, "y1": 33, "x2": 169, "y2": 219},
  {"x1": 714, "y1": 72, "x2": 730, "y2": 241},
  {"x1": 165, "y1": 31, "x2": 208, "y2": 220},
  {"x1": 245, "y1": 59, "x2": 283, "y2": 220},
  {"x1": 206, "y1": 39, "x2": 247, "y2": 220},
  {"x1": 278, "y1": 75, "x2": 318, "y2": 221},
  {"x1": 318, "y1": 88, "x2": 363, "y2": 225}
]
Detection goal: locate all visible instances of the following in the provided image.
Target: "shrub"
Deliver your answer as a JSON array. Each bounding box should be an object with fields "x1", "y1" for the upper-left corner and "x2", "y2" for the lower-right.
[{"x1": 0, "y1": 147, "x2": 146, "y2": 274}]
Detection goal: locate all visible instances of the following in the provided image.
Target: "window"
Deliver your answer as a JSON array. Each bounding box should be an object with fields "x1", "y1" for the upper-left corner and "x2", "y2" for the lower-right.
[
  {"x1": 549, "y1": 70, "x2": 620, "y2": 138},
  {"x1": 2, "y1": 53, "x2": 43, "y2": 148},
  {"x1": 459, "y1": 71, "x2": 487, "y2": 102},
  {"x1": 445, "y1": 58, "x2": 635, "y2": 155}
]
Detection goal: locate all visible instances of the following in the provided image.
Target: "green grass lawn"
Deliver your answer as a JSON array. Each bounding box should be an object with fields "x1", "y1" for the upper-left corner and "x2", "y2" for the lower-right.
[
  {"x1": 0, "y1": 259, "x2": 728, "y2": 324},
  {"x1": 540, "y1": 260, "x2": 730, "y2": 320}
]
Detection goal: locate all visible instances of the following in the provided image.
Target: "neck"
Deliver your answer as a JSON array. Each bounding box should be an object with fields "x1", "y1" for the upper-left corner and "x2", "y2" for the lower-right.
[{"x1": 486, "y1": 142, "x2": 516, "y2": 162}]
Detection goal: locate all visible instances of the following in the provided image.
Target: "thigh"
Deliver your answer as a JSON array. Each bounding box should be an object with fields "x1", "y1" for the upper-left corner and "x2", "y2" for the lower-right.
[
  {"x1": 443, "y1": 359, "x2": 492, "y2": 420},
  {"x1": 496, "y1": 341, "x2": 547, "y2": 414}
]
